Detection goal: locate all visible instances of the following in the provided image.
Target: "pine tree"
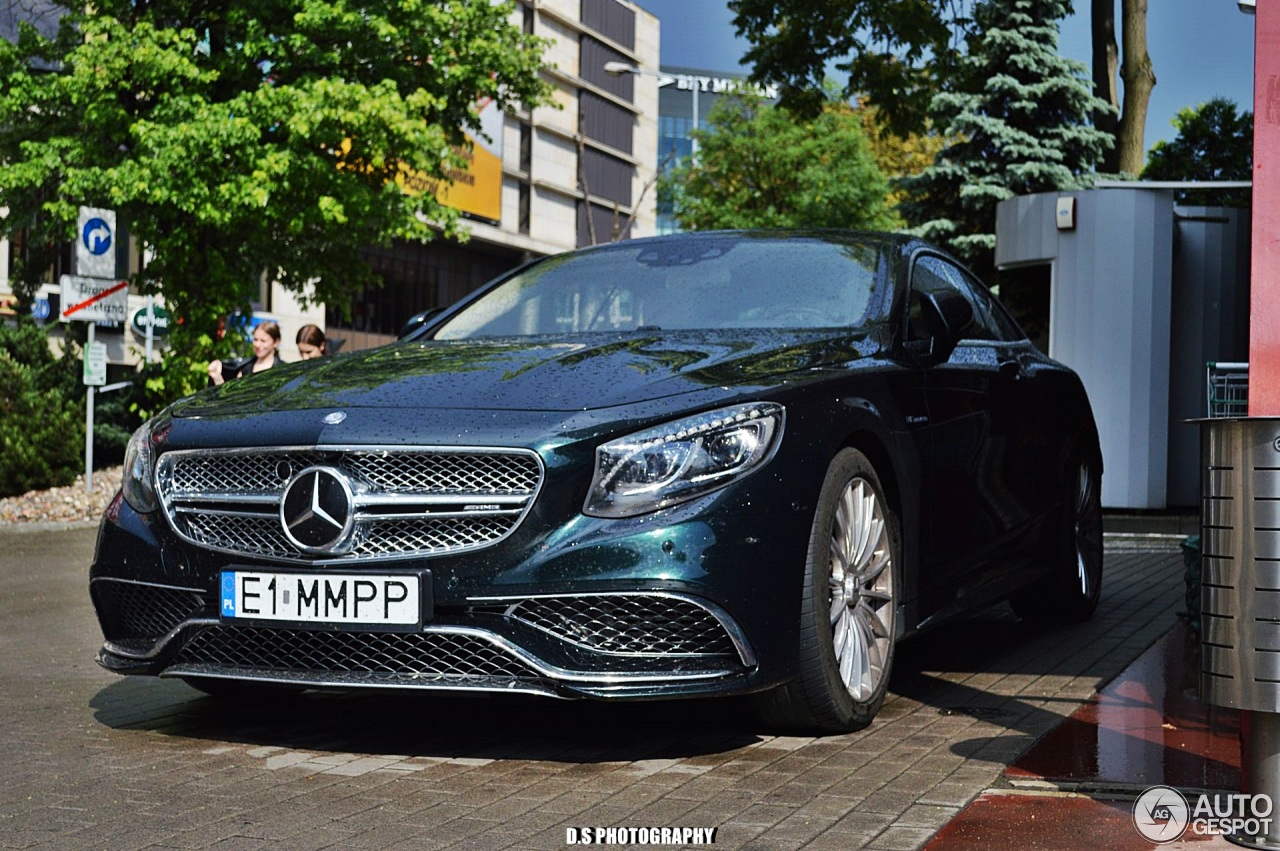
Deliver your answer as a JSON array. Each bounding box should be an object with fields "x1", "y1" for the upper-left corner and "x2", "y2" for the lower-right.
[{"x1": 900, "y1": 0, "x2": 1114, "y2": 278}]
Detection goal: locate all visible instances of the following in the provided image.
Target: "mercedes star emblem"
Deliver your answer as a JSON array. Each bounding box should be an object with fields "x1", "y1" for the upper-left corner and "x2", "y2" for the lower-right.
[
  {"x1": 279, "y1": 466, "x2": 355, "y2": 552},
  {"x1": 323, "y1": 411, "x2": 347, "y2": 425}
]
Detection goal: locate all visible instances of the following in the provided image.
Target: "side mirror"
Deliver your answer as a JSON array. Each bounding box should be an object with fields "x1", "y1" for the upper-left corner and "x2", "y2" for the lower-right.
[
  {"x1": 909, "y1": 290, "x2": 973, "y2": 364},
  {"x1": 398, "y1": 307, "x2": 445, "y2": 341}
]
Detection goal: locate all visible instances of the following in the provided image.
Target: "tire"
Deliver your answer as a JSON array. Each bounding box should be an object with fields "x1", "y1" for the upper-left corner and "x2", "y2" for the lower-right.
[
  {"x1": 1011, "y1": 453, "x2": 1103, "y2": 622},
  {"x1": 757, "y1": 448, "x2": 901, "y2": 734}
]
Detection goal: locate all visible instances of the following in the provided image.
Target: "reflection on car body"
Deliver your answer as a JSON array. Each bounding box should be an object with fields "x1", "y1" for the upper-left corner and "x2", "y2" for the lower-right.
[{"x1": 91, "y1": 230, "x2": 1103, "y2": 732}]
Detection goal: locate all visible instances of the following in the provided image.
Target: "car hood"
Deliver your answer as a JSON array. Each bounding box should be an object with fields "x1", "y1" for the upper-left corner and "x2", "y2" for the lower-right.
[{"x1": 171, "y1": 329, "x2": 878, "y2": 417}]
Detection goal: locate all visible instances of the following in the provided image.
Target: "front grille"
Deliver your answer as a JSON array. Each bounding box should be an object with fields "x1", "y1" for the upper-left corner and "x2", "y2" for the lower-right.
[
  {"x1": 156, "y1": 446, "x2": 543, "y2": 563},
  {"x1": 94, "y1": 580, "x2": 206, "y2": 641},
  {"x1": 175, "y1": 626, "x2": 542, "y2": 684},
  {"x1": 345, "y1": 453, "x2": 540, "y2": 494},
  {"x1": 353, "y1": 516, "x2": 515, "y2": 556},
  {"x1": 507, "y1": 595, "x2": 740, "y2": 657},
  {"x1": 184, "y1": 512, "x2": 294, "y2": 556},
  {"x1": 169, "y1": 452, "x2": 324, "y2": 495}
]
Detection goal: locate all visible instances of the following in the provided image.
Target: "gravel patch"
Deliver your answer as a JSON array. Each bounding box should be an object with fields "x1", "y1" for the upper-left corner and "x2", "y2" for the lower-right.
[{"x1": 0, "y1": 465, "x2": 124, "y2": 525}]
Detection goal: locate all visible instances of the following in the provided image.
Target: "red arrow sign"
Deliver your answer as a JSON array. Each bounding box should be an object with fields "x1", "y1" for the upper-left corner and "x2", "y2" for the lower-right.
[{"x1": 61, "y1": 280, "x2": 128, "y2": 319}]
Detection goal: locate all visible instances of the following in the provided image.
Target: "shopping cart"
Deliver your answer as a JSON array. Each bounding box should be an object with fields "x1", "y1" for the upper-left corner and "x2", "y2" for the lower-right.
[{"x1": 1206, "y1": 361, "x2": 1249, "y2": 418}]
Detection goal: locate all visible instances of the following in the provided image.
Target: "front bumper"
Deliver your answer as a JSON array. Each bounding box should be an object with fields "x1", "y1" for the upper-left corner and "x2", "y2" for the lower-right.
[
  {"x1": 92, "y1": 578, "x2": 758, "y2": 699},
  {"x1": 90, "y1": 421, "x2": 817, "y2": 700}
]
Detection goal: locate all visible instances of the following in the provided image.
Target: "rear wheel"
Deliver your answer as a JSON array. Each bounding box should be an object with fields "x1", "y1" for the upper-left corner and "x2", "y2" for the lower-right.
[
  {"x1": 757, "y1": 448, "x2": 901, "y2": 733},
  {"x1": 1011, "y1": 454, "x2": 1103, "y2": 622}
]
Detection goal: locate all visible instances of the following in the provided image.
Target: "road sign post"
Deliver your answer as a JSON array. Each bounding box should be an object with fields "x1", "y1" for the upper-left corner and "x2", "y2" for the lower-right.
[
  {"x1": 61, "y1": 277, "x2": 128, "y2": 493},
  {"x1": 65, "y1": 207, "x2": 126, "y2": 492},
  {"x1": 84, "y1": 325, "x2": 96, "y2": 492}
]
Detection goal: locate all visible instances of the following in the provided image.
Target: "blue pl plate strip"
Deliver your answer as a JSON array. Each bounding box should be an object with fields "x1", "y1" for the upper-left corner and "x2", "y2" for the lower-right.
[{"x1": 221, "y1": 572, "x2": 236, "y2": 617}]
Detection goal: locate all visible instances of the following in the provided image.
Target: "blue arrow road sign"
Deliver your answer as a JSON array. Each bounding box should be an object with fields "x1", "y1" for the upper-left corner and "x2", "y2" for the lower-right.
[{"x1": 82, "y1": 218, "x2": 112, "y2": 255}]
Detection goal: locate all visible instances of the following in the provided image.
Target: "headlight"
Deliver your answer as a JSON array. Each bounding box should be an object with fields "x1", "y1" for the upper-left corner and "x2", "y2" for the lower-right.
[
  {"x1": 121, "y1": 417, "x2": 164, "y2": 514},
  {"x1": 585, "y1": 402, "x2": 785, "y2": 518}
]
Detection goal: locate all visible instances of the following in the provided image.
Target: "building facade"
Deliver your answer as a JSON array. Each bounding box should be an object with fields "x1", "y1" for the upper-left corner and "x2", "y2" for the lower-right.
[
  {"x1": 328, "y1": 0, "x2": 661, "y2": 350},
  {"x1": 654, "y1": 66, "x2": 777, "y2": 234}
]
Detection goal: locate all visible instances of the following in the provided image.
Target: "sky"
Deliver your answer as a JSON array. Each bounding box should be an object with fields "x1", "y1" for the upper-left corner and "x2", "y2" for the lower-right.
[{"x1": 632, "y1": 1, "x2": 1258, "y2": 151}]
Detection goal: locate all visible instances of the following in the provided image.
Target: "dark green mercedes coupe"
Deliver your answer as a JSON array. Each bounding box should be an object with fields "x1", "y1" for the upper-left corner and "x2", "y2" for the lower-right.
[{"x1": 91, "y1": 230, "x2": 1103, "y2": 733}]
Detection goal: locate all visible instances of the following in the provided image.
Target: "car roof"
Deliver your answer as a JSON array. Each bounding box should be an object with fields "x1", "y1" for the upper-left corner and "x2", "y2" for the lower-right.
[{"x1": 566, "y1": 229, "x2": 926, "y2": 257}]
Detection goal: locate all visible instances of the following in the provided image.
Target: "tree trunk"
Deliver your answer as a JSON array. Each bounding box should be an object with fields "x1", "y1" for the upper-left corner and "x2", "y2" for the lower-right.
[
  {"x1": 1116, "y1": 0, "x2": 1156, "y2": 175},
  {"x1": 1091, "y1": 0, "x2": 1120, "y2": 171}
]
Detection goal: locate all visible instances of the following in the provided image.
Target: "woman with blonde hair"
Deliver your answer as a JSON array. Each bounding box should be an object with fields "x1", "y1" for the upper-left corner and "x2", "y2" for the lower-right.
[{"x1": 207, "y1": 320, "x2": 283, "y2": 385}]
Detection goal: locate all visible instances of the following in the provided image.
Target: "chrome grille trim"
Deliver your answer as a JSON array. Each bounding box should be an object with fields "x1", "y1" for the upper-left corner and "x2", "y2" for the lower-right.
[
  {"x1": 160, "y1": 666, "x2": 563, "y2": 699},
  {"x1": 155, "y1": 445, "x2": 544, "y2": 564}
]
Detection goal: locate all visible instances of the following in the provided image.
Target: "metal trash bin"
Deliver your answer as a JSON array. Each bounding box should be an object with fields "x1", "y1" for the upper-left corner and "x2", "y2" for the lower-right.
[{"x1": 1201, "y1": 415, "x2": 1280, "y2": 849}]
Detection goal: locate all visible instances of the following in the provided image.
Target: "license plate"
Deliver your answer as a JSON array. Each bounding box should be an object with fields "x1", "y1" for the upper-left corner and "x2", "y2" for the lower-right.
[{"x1": 220, "y1": 570, "x2": 423, "y2": 629}]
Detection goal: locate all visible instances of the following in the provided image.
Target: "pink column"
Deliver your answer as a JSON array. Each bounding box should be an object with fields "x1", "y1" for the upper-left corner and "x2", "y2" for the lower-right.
[{"x1": 1250, "y1": 1, "x2": 1280, "y2": 415}]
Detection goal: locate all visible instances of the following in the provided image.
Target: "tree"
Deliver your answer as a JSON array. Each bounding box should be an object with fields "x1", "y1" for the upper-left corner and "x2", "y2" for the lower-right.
[
  {"x1": 899, "y1": 0, "x2": 1113, "y2": 277},
  {"x1": 1143, "y1": 98, "x2": 1252, "y2": 208},
  {"x1": 857, "y1": 102, "x2": 947, "y2": 215},
  {"x1": 732, "y1": 0, "x2": 1155, "y2": 177},
  {"x1": 730, "y1": 0, "x2": 970, "y2": 136},
  {"x1": 660, "y1": 90, "x2": 898, "y2": 232},
  {"x1": 1091, "y1": 0, "x2": 1154, "y2": 174},
  {"x1": 0, "y1": 1, "x2": 549, "y2": 397},
  {"x1": 0, "y1": 318, "x2": 82, "y2": 495}
]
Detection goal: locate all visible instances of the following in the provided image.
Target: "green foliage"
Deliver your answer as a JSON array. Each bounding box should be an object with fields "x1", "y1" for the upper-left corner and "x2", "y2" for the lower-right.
[
  {"x1": 0, "y1": 320, "x2": 83, "y2": 496},
  {"x1": 857, "y1": 102, "x2": 946, "y2": 216},
  {"x1": 129, "y1": 351, "x2": 213, "y2": 422},
  {"x1": 1144, "y1": 98, "x2": 1253, "y2": 208},
  {"x1": 661, "y1": 90, "x2": 898, "y2": 232},
  {"x1": 0, "y1": 0, "x2": 550, "y2": 376},
  {"x1": 899, "y1": 0, "x2": 1114, "y2": 277},
  {"x1": 730, "y1": 0, "x2": 970, "y2": 135}
]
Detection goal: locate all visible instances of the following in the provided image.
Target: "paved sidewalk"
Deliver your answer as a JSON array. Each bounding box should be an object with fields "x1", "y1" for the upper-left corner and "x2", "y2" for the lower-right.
[
  {"x1": 0, "y1": 524, "x2": 1191, "y2": 850},
  {"x1": 925, "y1": 617, "x2": 1241, "y2": 850}
]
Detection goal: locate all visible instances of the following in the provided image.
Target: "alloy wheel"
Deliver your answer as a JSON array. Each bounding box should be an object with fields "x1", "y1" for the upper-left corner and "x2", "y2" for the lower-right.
[{"x1": 828, "y1": 478, "x2": 895, "y2": 702}]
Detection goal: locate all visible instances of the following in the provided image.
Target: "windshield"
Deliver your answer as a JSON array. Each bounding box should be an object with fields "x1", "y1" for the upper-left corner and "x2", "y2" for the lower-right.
[{"x1": 434, "y1": 235, "x2": 884, "y2": 339}]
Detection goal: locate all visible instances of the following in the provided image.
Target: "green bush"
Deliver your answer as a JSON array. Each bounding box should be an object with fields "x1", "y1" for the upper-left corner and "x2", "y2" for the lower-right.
[
  {"x1": 93, "y1": 379, "x2": 142, "y2": 468},
  {"x1": 0, "y1": 320, "x2": 84, "y2": 497}
]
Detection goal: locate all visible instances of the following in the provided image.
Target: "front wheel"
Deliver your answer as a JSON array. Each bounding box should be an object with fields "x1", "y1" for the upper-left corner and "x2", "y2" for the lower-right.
[{"x1": 757, "y1": 448, "x2": 901, "y2": 733}]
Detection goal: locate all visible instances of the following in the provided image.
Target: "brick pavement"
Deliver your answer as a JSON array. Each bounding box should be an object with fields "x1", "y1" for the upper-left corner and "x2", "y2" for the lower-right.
[{"x1": 0, "y1": 524, "x2": 1186, "y2": 850}]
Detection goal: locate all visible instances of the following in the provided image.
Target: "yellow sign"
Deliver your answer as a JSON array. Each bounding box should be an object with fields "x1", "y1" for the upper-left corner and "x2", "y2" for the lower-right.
[{"x1": 384, "y1": 97, "x2": 504, "y2": 224}]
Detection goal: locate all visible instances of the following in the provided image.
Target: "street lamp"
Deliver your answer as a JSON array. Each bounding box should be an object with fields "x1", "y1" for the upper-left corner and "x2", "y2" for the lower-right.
[{"x1": 603, "y1": 61, "x2": 699, "y2": 160}]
